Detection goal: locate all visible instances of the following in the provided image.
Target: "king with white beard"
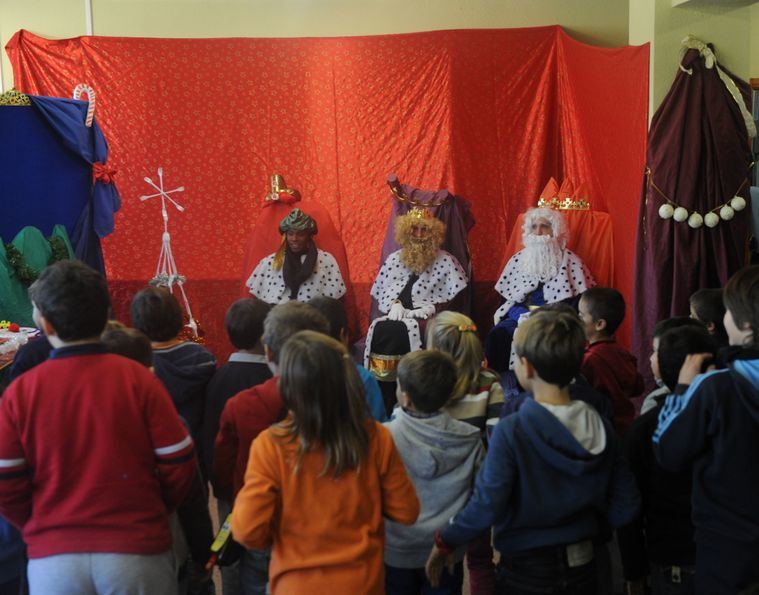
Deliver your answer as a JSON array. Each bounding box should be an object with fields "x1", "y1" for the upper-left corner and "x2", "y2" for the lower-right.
[{"x1": 485, "y1": 207, "x2": 595, "y2": 371}]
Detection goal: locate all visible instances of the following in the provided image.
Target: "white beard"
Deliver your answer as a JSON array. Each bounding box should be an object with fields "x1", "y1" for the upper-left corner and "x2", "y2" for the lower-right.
[{"x1": 520, "y1": 235, "x2": 563, "y2": 281}]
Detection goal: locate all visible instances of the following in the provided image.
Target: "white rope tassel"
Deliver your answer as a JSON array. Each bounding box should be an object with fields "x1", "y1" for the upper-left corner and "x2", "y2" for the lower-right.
[
  {"x1": 679, "y1": 35, "x2": 757, "y2": 138},
  {"x1": 139, "y1": 168, "x2": 198, "y2": 338}
]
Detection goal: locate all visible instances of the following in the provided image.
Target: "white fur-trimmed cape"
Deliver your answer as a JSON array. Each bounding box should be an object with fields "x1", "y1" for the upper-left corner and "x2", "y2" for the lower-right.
[
  {"x1": 493, "y1": 248, "x2": 595, "y2": 324},
  {"x1": 371, "y1": 249, "x2": 468, "y2": 314},
  {"x1": 246, "y1": 249, "x2": 346, "y2": 304}
]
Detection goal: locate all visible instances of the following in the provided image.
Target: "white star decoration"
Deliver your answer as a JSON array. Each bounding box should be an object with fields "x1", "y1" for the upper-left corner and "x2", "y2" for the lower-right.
[{"x1": 139, "y1": 167, "x2": 198, "y2": 336}]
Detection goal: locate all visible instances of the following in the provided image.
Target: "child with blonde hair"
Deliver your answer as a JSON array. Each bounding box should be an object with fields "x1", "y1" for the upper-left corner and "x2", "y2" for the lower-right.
[
  {"x1": 426, "y1": 311, "x2": 504, "y2": 438},
  {"x1": 426, "y1": 311, "x2": 505, "y2": 594},
  {"x1": 231, "y1": 331, "x2": 419, "y2": 594}
]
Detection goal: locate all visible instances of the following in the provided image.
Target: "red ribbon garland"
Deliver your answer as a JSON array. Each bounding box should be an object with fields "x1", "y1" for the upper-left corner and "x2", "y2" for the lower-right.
[{"x1": 92, "y1": 161, "x2": 117, "y2": 184}]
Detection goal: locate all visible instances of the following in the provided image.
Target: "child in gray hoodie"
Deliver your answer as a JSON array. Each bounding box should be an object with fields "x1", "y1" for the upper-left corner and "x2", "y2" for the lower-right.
[{"x1": 384, "y1": 350, "x2": 484, "y2": 594}]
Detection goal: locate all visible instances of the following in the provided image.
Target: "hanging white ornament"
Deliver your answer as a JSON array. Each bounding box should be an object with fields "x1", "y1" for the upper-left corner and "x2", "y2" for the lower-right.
[
  {"x1": 704, "y1": 212, "x2": 720, "y2": 228},
  {"x1": 687, "y1": 212, "x2": 703, "y2": 228},
  {"x1": 720, "y1": 205, "x2": 735, "y2": 221},
  {"x1": 673, "y1": 207, "x2": 689, "y2": 222},
  {"x1": 139, "y1": 167, "x2": 198, "y2": 337},
  {"x1": 658, "y1": 204, "x2": 675, "y2": 219},
  {"x1": 730, "y1": 196, "x2": 746, "y2": 211}
]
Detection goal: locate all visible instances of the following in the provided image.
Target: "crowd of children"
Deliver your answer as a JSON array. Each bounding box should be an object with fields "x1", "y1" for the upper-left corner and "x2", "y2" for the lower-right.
[{"x1": 0, "y1": 259, "x2": 758, "y2": 595}]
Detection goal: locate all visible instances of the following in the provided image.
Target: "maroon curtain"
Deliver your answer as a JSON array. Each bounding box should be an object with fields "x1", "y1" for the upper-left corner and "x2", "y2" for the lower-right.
[{"x1": 633, "y1": 47, "x2": 753, "y2": 382}]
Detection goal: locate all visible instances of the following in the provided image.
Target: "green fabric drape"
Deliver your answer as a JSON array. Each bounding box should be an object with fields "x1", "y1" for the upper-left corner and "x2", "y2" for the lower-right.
[{"x1": 0, "y1": 225, "x2": 75, "y2": 325}]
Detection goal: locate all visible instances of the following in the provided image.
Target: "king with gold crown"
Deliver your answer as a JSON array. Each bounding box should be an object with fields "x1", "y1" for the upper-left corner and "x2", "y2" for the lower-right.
[
  {"x1": 364, "y1": 207, "x2": 468, "y2": 383},
  {"x1": 484, "y1": 182, "x2": 596, "y2": 372}
]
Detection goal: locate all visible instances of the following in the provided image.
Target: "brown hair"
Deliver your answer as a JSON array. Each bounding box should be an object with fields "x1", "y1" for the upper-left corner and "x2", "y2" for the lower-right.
[
  {"x1": 580, "y1": 287, "x2": 626, "y2": 336},
  {"x1": 28, "y1": 260, "x2": 110, "y2": 342},
  {"x1": 261, "y1": 302, "x2": 329, "y2": 364},
  {"x1": 513, "y1": 310, "x2": 585, "y2": 387},
  {"x1": 225, "y1": 298, "x2": 272, "y2": 350},
  {"x1": 426, "y1": 311, "x2": 484, "y2": 402},
  {"x1": 723, "y1": 265, "x2": 759, "y2": 347},
  {"x1": 274, "y1": 331, "x2": 369, "y2": 477},
  {"x1": 130, "y1": 286, "x2": 183, "y2": 342},
  {"x1": 397, "y1": 350, "x2": 457, "y2": 413},
  {"x1": 101, "y1": 327, "x2": 153, "y2": 368}
]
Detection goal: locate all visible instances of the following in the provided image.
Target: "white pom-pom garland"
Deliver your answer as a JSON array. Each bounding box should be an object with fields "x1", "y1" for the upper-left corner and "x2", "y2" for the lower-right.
[
  {"x1": 673, "y1": 207, "x2": 689, "y2": 222},
  {"x1": 648, "y1": 164, "x2": 749, "y2": 229},
  {"x1": 720, "y1": 205, "x2": 735, "y2": 221},
  {"x1": 688, "y1": 212, "x2": 703, "y2": 228},
  {"x1": 730, "y1": 196, "x2": 746, "y2": 211},
  {"x1": 704, "y1": 212, "x2": 720, "y2": 228}
]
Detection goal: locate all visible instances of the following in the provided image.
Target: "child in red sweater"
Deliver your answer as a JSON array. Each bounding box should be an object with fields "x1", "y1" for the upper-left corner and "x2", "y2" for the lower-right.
[
  {"x1": 0, "y1": 261, "x2": 195, "y2": 595},
  {"x1": 578, "y1": 287, "x2": 643, "y2": 436},
  {"x1": 231, "y1": 331, "x2": 419, "y2": 594}
]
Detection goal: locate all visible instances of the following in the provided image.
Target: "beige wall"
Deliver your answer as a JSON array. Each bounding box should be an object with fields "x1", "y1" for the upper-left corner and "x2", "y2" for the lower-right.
[
  {"x1": 654, "y1": 0, "x2": 751, "y2": 109},
  {"x1": 752, "y1": 3, "x2": 759, "y2": 84},
  {"x1": 630, "y1": 0, "x2": 754, "y2": 116},
  {"x1": 1, "y1": 0, "x2": 85, "y2": 92},
  {"x1": 1, "y1": 0, "x2": 630, "y2": 92}
]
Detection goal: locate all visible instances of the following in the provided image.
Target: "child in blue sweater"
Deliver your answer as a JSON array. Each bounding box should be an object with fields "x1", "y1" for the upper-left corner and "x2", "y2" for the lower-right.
[{"x1": 427, "y1": 310, "x2": 639, "y2": 594}]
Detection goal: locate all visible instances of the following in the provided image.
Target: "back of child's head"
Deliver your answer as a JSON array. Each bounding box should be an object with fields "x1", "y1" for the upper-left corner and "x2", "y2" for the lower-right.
[
  {"x1": 101, "y1": 327, "x2": 153, "y2": 368},
  {"x1": 689, "y1": 288, "x2": 728, "y2": 342},
  {"x1": 130, "y1": 286, "x2": 183, "y2": 342},
  {"x1": 723, "y1": 265, "x2": 759, "y2": 347},
  {"x1": 225, "y1": 298, "x2": 271, "y2": 350},
  {"x1": 262, "y1": 301, "x2": 330, "y2": 364},
  {"x1": 534, "y1": 302, "x2": 580, "y2": 318},
  {"x1": 513, "y1": 310, "x2": 585, "y2": 387},
  {"x1": 657, "y1": 325, "x2": 718, "y2": 392},
  {"x1": 580, "y1": 287, "x2": 626, "y2": 336},
  {"x1": 426, "y1": 311, "x2": 483, "y2": 402},
  {"x1": 28, "y1": 260, "x2": 110, "y2": 341},
  {"x1": 652, "y1": 316, "x2": 705, "y2": 340},
  {"x1": 277, "y1": 330, "x2": 368, "y2": 476},
  {"x1": 397, "y1": 350, "x2": 458, "y2": 413},
  {"x1": 308, "y1": 296, "x2": 347, "y2": 341}
]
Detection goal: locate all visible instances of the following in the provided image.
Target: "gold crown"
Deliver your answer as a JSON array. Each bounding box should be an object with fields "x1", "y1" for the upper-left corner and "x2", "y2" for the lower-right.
[
  {"x1": 407, "y1": 207, "x2": 433, "y2": 220},
  {"x1": 0, "y1": 89, "x2": 31, "y2": 106},
  {"x1": 265, "y1": 174, "x2": 299, "y2": 202},
  {"x1": 537, "y1": 196, "x2": 591, "y2": 211}
]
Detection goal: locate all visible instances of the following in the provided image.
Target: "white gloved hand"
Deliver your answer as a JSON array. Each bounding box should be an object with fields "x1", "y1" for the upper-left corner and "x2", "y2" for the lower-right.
[
  {"x1": 408, "y1": 304, "x2": 435, "y2": 320},
  {"x1": 388, "y1": 302, "x2": 407, "y2": 321}
]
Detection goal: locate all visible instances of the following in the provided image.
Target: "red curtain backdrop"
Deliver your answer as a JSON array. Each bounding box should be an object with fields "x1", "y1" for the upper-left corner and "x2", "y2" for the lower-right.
[{"x1": 7, "y1": 27, "x2": 648, "y2": 359}]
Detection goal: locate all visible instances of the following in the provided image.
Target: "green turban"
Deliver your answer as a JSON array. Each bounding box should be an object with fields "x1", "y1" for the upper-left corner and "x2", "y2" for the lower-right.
[{"x1": 279, "y1": 209, "x2": 318, "y2": 235}]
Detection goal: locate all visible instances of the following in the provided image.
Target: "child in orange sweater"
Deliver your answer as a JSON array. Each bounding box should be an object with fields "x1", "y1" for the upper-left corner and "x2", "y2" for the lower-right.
[{"x1": 231, "y1": 330, "x2": 420, "y2": 594}]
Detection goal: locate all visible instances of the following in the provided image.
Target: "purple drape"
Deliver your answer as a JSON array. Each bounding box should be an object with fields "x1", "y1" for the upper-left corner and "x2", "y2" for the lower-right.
[{"x1": 632, "y1": 47, "x2": 753, "y2": 382}]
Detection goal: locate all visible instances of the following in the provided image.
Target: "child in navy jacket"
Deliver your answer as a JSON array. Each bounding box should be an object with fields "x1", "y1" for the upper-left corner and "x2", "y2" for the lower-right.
[
  {"x1": 618, "y1": 323, "x2": 716, "y2": 595},
  {"x1": 654, "y1": 266, "x2": 759, "y2": 593},
  {"x1": 427, "y1": 310, "x2": 639, "y2": 594}
]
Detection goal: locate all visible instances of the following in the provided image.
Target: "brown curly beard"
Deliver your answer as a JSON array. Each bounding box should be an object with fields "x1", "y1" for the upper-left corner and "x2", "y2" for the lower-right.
[
  {"x1": 394, "y1": 212, "x2": 446, "y2": 274},
  {"x1": 399, "y1": 238, "x2": 439, "y2": 274}
]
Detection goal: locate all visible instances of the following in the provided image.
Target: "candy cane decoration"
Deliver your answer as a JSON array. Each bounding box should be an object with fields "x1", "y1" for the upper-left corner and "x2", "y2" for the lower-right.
[{"x1": 72, "y1": 83, "x2": 96, "y2": 127}]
